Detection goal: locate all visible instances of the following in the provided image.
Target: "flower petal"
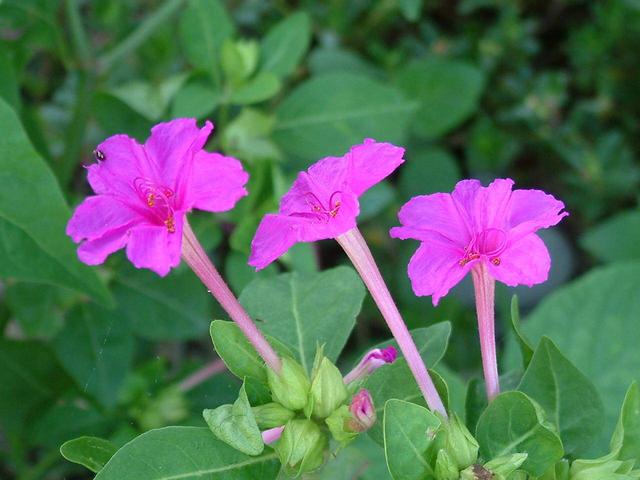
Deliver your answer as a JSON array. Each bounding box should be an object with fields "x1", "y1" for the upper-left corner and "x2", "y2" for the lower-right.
[
  {"x1": 125, "y1": 216, "x2": 183, "y2": 276},
  {"x1": 77, "y1": 224, "x2": 131, "y2": 265},
  {"x1": 407, "y1": 241, "x2": 470, "y2": 306},
  {"x1": 66, "y1": 195, "x2": 139, "y2": 242},
  {"x1": 347, "y1": 139, "x2": 405, "y2": 196},
  {"x1": 391, "y1": 193, "x2": 471, "y2": 246},
  {"x1": 507, "y1": 189, "x2": 568, "y2": 241},
  {"x1": 87, "y1": 134, "x2": 151, "y2": 198},
  {"x1": 144, "y1": 118, "x2": 213, "y2": 198},
  {"x1": 248, "y1": 214, "x2": 303, "y2": 270},
  {"x1": 190, "y1": 152, "x2": 249, "y2": 212},
  {"x1": 487, "y1": 233, "x2": 551, "y2": 287},
  {"x1": 475, "y1": 178, "x2": 514, "y2": 231}
]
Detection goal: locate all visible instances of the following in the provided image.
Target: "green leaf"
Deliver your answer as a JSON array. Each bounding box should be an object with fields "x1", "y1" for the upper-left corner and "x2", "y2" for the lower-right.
[
  {"x1": 203, "y1": 382, "x2": 264, "y2": 456},
  {"x1": 260, "y1": 12, "x2": 312, "y2": 78},
  {"x1": 108, "y1": 74, "x2": 187, "y2": 121},
  {"x1": 179, "y1": 0, "x2": 234, "y2": 73},
  {"x1": 0, "y1": 44, "x2": 20, "y2": 110},
  {"x1": 61, "y1": 436, "x2": 118, "y2": 474},
  {"x1": 396, "y1": 58, "x2": 485, "y2": 138},
  {"x1": 229, "y1": 72, "x2": 281, "y2": 105},
  {"x1": 0, "y1": 339, "x2": 69, "y2": 435},
  {"x1": 95, "y1": 427, "x2": 280, "y2": 480},
  {"x1": 113, "y1": 265, "x2": 210, "y2": 341},
  {"x1": 0, "y1": 98, "x2": 111, "y2": 305},
  {"x1": 170, "y1": 75, "x2": 220, "y2": 118},
  {"x1": 399, "y1": 0, "x2": 423, "y2": 21},
  {"x1": 581, "y1": 210, "x2": 640, "y2": 263},
  {"x1": 611, "y1": 382, "x2": 640, "y2": 461},
  {"x1": 464, "y1": 370, "x2": 522, "y2": 434},
  {"x1": 475, "y1": 391, "x2": 564, "y2": 476},
  {"x1": 239, "y1": 266, "x2": 365, "y2": 373},
  {"x1": 210, "y1": 320, "x2": 292, "y2": 384},
  {"x1": 5, "y1": 282, "x2": 65, "y2": 339},
  {"x1": 273, "y1": 73, "x2": 415, "y2": 163},
  {"x1": 383, "y1": 399, "x2": 441, "y2": 480},
  {"x1": 398, "y1": 147, "x2": 460, "y2": 198},
  {"x1": 510, "y1": 295, "x2": 533, "y2": 368},
  {"x1": 518, "y1": 337, "x2": 605, "y2": 456},
  {"x1": 509, "y1": 262, "x2": 640, "y2": 452},
  {"x1": 53, "y1": 303, "x2": 134, "y2": 408}
]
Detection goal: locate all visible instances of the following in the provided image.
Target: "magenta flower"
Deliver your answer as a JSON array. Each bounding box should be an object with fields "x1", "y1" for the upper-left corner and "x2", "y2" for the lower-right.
[
  {"x1": 348, "y1": 389, "x2": 376, "y2": 432},
  {"x1": 248, "y1": 139, "x2": 404, "y2": 270},
  {"x1": 343, "y1": 346, "x2": 397, "y2": 384},
  {"x1": 391, "y1": 178, "x2": 567, "y2": 401},
  {"x1": 390, "y1": 178, "x2": 568, "y2": 305},
  {"x1": 66, "y1": 118, "x2": 248, "y2": 276}
]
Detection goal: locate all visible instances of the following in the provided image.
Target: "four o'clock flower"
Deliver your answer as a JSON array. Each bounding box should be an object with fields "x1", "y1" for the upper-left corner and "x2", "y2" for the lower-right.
[
  {"x1": 343, "y1": 345, "x2": 397, "y2": 384},
  {"x1": 348, "y1": 389, "x2": 376, "y2": 432},
  {"x1": 67, "y1": 118, "x2": 282, "y2": 374},
  {"x1": 249, "y1": 139, "x2": 447, "y2": 417},
  {"x1": 390, "y1": 178, "x2": 568, "y2": 401}
]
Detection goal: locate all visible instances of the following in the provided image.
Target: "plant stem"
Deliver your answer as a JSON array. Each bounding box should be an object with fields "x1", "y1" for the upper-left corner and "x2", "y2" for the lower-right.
[
  {"x1": 471, "y1": 262, "x2": 500, "y2": 402},
  {"x1": 336, "y1": 227, "x2": 447, "y2": 417},
  {"x1": 181, "y1": 220, "x2": 282, "y2": 374},
  {"x1": 178, "y1": 359, "x2": 227, "y2": 391}
]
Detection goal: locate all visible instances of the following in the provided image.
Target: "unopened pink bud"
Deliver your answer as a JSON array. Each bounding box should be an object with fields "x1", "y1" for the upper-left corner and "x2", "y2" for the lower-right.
[
  {"x1": 262, "y1": 425, "x2": 284, "y2": 445},
  {"x1": 343, "y1": 346, "x2": 397, "y2": 384},
  {"x1": 348, "y1": 389, "x2": 376, "y2": 432}
]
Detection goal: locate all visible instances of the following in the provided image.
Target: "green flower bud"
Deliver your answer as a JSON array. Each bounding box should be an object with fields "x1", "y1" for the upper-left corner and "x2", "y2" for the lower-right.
[
  {"x1": 304, "y1": 356, "x2": 348, "y2": 419},
  {"x1": 435, "y1": 449, "x2": 459, "y2": 480},
  {"x1": 441, "y1": 413, "x2": 479, "y2": 469},
  {"x1": 131, "y1": 386, "x2": 188, "y2": 431},
  {"x1": 325, "y1": 405, "x2": 358, "y2": 445},
  {"x1": 275, "y1": 419, "x2": 328, "y2": 477},
  {"x1": 267, "y1": 357, "x2": 310, "y2": 411},
  {"x1": 484, "y1": 453, "x2": 528, "y2": 478},
  {"x1": 252, "y1": 402, "x2": 296, "y2": 429}
]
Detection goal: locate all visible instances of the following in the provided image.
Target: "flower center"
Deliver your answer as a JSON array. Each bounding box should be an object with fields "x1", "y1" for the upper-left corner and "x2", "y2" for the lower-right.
[
  {"x1": 290, "y1": 191, "x2": 342, "y2": 223},
  {"x1": 459, "y1": 228, "x2": 507, "y2": 267},
  {"x1": 133, "y1": 177, "x2": 176, "y2": 233}
]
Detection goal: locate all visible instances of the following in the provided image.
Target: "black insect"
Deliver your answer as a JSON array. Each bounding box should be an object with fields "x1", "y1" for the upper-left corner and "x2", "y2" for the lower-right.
[{"x1": 93, "y1": 149, "x2": 106, "y2": 161}]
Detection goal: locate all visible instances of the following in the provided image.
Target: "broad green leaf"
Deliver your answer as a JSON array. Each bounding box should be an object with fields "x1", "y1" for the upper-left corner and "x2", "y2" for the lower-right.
[
  {"x1": 239, "y1": 266, "x2": 365, "y2": 373},
  {"x1": 358, "y1": 182, "x2": 396, "y2": 222},
  {"x1": 308, "y1": 48, "x2": 381, "y2": 78},
  {"x1": 0, "y1": 98, "x2": 111, "y2": 305},
  {"x1": 4, "y1": 281, "x2": 65, "y2": 338},
  {"x1": 318, "y1": 434, "x2": 391, "y2": 479},
  {"x1": 113, "y1": 265, "x2": 210, "y2": 341},
  {"x1": 396, "y1": 58, "x2": 485, "y2": 138},
  {"x1": 581, "y1": 210, "x2": 640, "y2": 263},
  {"x1": 94, "y1": 92, "x2": 153, "y2": 141},
  {"x1": 108, "y1": 74, "x2": 187, "y2": 121},
  {"x1": 203, "y1": 382, "x2": 263, "y2": 456},
  {"x1": 510, "y1": 262, "x2": 640, "y2": 452},
  {"x1": 0, "y1": 340, "x2": 69, "y2": 435},
  {"x1": 399, "y1": 147, "x2": 460, "y2": 198},
  {"x1": 464, "y1": 371, "x2": 522, "y2": 434},
  {"x1": 53, "y1": 304, "x2": 134, "y2": 408},
  {"x1": 518, "y1": 337, "x2": 605, "y2": 456},
  {"x1": 476, "y1": 391, "x2": 564, "y2": 476},
  {"x1": 210, "y1": 320, "x2": 293, "y2": 384},
  {"x1": 510, "y1": 295, "x2": 533, "y2": 368},
  {"x1": 95, "y1": 427, "x2": 280, "y2": 480},
  {"x1": 170, "y1": 76, "x2": 220, "y2": 119},
  {"x1": 30, "y1": 402, "x2": 110, "y2": 449},
  {"x1": 0, "y1": 44, "x2": 20, "y2": 110},
  {"x1": 260, "y1": 12, "x2": 312, "y2": 78},
  {"x1": 611, "y1": 382, "x2": 640, "y2": 461},
  {"x1": 273, "y1": 73, "x2": 415, "y2": 163},
  {"x1": 61, "y1": 436, "x2": 118, "y2": 474},
  {"x1": 228, "y1": 72, "x2": 281, "y2": 105},
  {"x1": 179, "y1": 0, "x2": 234, "y2": 74},
  {"x1": 383, "y1": 399, "x2": 441, "y2": 480}
]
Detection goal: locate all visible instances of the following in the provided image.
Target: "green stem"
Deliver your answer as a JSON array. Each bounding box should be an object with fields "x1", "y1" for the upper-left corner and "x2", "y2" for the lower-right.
[
  {"x1": 64, "y1": 0, "x2": 92, "y2": 67},
  {"x1": 97, "y1": 0, "x2": 186, "y2": 74}
]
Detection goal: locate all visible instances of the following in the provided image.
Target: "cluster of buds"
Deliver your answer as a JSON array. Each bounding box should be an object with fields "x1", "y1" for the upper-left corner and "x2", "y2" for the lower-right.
[{"x1": 250, "y1": 346, "x2": 387, "y2": 477}]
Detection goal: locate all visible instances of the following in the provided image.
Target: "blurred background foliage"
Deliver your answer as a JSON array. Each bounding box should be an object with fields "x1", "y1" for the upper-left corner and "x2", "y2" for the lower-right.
[{"x1": 1, "y1": 0, "x2": 640, "y2": 478}]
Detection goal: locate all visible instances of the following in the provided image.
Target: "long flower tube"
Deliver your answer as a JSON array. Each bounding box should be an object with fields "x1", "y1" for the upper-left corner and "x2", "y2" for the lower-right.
[
  {"x1": 336, "y1": 228, "x2": 447, "y2": 417},
  {"x1": 182, "y1": 220, "x2": 282, "y2": 374}
]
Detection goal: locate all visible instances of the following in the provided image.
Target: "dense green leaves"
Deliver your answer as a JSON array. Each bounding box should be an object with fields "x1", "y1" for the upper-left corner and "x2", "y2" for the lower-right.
[
  {"x1": 60, "y1": 436, "x2": 118, "y2": 473},
  {"x1": 260, "y1": 12, "x2": 312, "y2": 78},
  {"x1": 515, "y1": 262, "x2": 640, "y2": 449},
  {"x1": 53, "y1": 303, "x2": 134, "y2": 408},
  {"x1": 239, "y1": 266, "x2": 365, "y2": 372},
  {"x1": 611, "y1": 382, "x2": 640, "y2": 461},
  {"x1": 581, "y1": 210, "x2": 640, "y2": 263},
  {"x1": 95, "y1": 427, "x2": 280, "y2": 480},
  {"x1": 396, "y1": 58, "x2": 485, "y2": 139},
  {"x1": 383, "y1": 399, "x2": 441, "y2": 480},
  {"x1": 273, "y1": 73, "x2": 415, "y2": 162},
  {"x1": 0, "y1": 99, "x2": 111, "y2": 304},
  {"x1": 518, "y1": 337, "x2": 605, "y2": 456},
  {"x1": 476, "y1": 391, "x2": 564, "y2": 476}
]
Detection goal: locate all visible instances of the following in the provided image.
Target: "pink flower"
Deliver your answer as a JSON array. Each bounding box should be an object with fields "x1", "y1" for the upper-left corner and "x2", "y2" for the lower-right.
[
  {"x1": 248, "y1": 139, "x2": 404, "y2": 270},
  {"x1": 390, "y1": 178, "x2": 568, "y2": 306},
  {"x1": 66, "y1": 119, "x2": 248, "y2": 276},
  {"x1": 348, "y1": 389, "x2": 376, "y2": 432},
  {"x1": 343, "y1": 346, "x2": 397, "y2": 384}
]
